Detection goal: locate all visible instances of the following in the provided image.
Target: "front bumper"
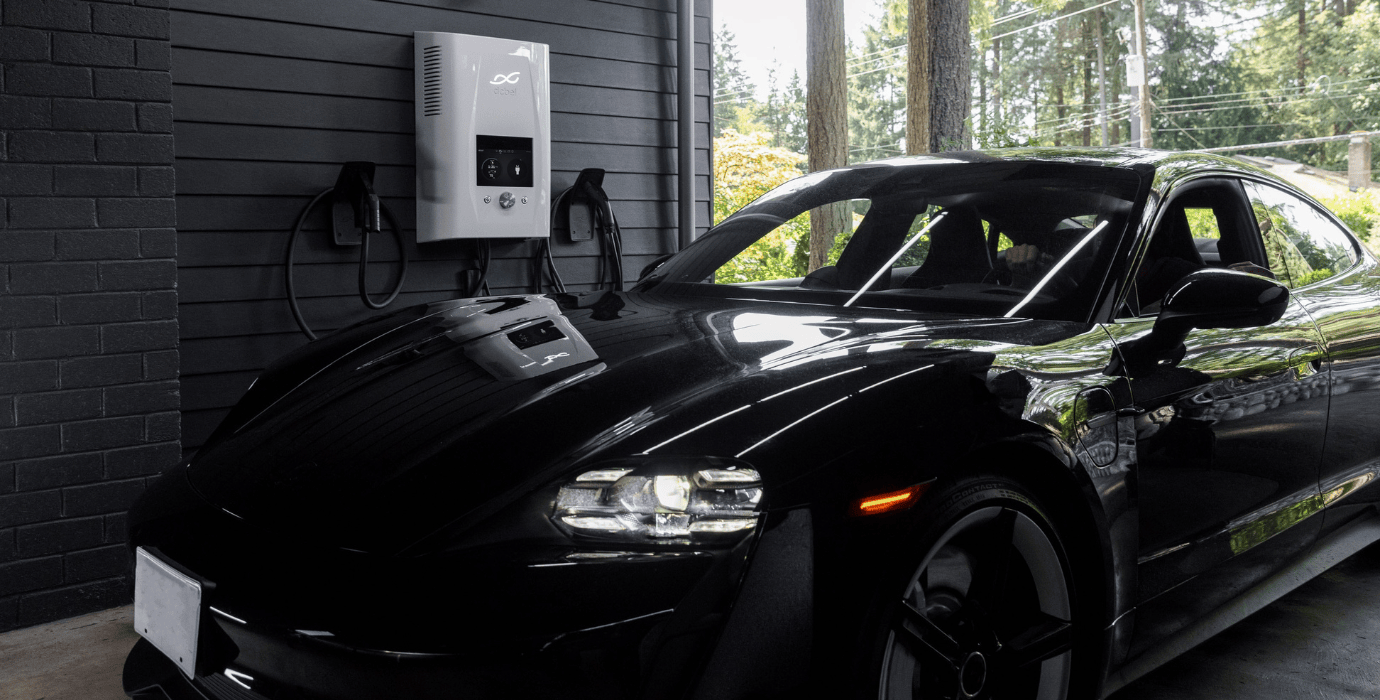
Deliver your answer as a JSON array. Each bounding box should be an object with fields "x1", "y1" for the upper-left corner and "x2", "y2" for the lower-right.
[
  {"x1": 123, "y1": 512, "x2": 823, "y2": 700},
  {"x1": 122, "y1": 603, "x2": 676, "y2": 700}
]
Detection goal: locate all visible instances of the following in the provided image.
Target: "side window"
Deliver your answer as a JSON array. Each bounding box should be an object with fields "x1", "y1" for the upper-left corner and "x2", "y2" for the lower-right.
[
  {"x1": 1242, "y1": 181, "x2": 1358, "y2": 288},
  {"x1": 1184, "y1": 208, "x2": 1221, "y2": 240}
]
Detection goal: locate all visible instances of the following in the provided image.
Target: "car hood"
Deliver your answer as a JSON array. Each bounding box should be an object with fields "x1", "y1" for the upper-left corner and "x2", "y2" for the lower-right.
[{"x1": 186, "y1": 291, "x2": 1093, "y2": 554}]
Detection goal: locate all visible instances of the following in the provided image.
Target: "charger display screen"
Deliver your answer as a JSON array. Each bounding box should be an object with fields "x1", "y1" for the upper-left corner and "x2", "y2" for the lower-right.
[{"x1": 476, "y1": 135, "x2": 533, "y2": 188}]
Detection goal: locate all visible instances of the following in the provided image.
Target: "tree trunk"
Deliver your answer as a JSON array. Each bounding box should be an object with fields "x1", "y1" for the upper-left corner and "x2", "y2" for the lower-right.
[
  {"x1": 907, "y1": 0, "x2": 971, "y2": 154},
  {"x1": 906, "y1": 0, "x2": 933, "y2": 154},
  {"x1": 806, "y1": 0, "x2": 849, "y2": 272},
  {"x1": 930, "y1": 0, "x2": 971, "y2": 151}
]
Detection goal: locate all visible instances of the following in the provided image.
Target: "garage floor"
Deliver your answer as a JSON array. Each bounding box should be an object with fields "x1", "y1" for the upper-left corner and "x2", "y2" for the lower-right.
[
  {"x1": 0, "y1": 606, "x2": 137, "y2": 700},
  {"x1": 4, "y1": 544, "x2": 1380, "y2": 700}
]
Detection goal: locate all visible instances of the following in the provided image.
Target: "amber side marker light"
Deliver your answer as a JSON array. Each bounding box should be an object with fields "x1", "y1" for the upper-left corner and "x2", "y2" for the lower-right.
[{"x1": 850, "y1": 482, "x2": 931, "y2": 517}]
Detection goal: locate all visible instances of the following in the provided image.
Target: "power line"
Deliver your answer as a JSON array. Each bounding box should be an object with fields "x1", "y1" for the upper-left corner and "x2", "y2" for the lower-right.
[
  {"x1": 999, "y1": 73, "x2": 1380, "y2": 113},
  {"x1": 1158, "y1": 73, "x2": 1380, "y2": 104},
  {"x1": 1197, "y1": 129, "x2": 1380, "y2": 152},
  {"x1": 985, "y1": 0, "x2": 1123, "y2": 44},
  {"x1": 991, "y1": 6, "x2": 1041, "y2": 27},
  {"x1": 713, "y1": 88, "x2": 756, "y2": 100},
  {"x1": 1037, "y1": 105, "x2": 1135, "y2": 132},
  {"x1": 1153, "y1": 121, "x2": 1365, "y2": 132},
  {"x1": 848, "y1": 44, "x2": 905, "y2": 65},
  {"x1": 1155, "y1": 89, "x2": 1379, "y2": 117}
]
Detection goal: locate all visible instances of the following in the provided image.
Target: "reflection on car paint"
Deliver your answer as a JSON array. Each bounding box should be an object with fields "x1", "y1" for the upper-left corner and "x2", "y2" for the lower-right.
[{"x1": 434, "y1": 295, "x2": 599, "y2": 380}]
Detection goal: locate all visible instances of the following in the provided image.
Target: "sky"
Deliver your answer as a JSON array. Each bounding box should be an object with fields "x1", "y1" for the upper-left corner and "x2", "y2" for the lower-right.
[{"x1": 713, "y1": 0, "x2": 875, "y2": 98}]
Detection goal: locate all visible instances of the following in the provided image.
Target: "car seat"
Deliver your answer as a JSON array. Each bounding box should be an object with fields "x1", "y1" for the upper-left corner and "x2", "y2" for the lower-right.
[{"x1": 900, "y1": 207, "x2": 991, "y2": 288}]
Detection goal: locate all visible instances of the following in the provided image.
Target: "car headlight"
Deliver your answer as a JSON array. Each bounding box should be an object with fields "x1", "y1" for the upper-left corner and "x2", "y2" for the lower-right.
[{"x1": 552, "y1": 458, "x2": 764, "y2": 544}]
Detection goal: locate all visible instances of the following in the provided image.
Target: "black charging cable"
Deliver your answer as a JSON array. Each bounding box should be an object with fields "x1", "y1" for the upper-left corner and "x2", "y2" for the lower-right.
[
  {"x1": 356, "y1": 203, "x2": 406, "y2": 310},
  {"x1": 533, "y1": 187, "x2": 571, "y2": 293},
  {"x1": 539, "y1": 169, "x2": 623, "y2": 293},
  {"x1": 465, "y1": 239, "x2": 492, "y2": 297},
  {"x1": 285, "y1": 164, "x2": 408, "y2": 340}
]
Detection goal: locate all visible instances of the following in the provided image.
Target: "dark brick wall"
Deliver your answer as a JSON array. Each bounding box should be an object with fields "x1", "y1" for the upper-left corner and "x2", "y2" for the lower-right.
[{"x1": 0, "y1": 0, "x2": 178, "y2": 632}]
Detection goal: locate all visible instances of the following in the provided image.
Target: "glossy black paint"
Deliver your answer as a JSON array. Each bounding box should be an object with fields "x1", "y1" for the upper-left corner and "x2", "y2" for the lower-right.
[{"x1": 125, "y1": 148, "x2": 1380, "y2": 700}]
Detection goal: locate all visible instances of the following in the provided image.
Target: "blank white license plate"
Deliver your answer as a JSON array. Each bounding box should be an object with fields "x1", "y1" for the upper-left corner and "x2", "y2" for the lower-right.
[{"x1": 134, "y1": 547, "x2": 202, "y2": 678}]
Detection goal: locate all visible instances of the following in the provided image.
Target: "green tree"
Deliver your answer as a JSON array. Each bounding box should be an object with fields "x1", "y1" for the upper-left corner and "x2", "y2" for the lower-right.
[
  {"x1": 1236, "y1": 0, "x2": 1380, "y2": 169},
  {"x1": 1149, "y1": 1, "x2": 1268, "y2": 150},
  {"x1": 713, "y1": 129, "x2": 811, "y2": 283},
  {"x1": 762, "y1": 64, "x2": 809, "y2": 153},
  {"x1": 849, "y1": 0, "x2": 908, "y2": 161},
  {"x1": 714, "y1": 28, "x2": 760, "y2": 137}
]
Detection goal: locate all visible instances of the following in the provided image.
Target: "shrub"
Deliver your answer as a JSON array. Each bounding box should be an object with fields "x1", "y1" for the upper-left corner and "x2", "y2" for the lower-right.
[{"x1": 1318, "y1": 191, "x2": 1380, "y2": 246}]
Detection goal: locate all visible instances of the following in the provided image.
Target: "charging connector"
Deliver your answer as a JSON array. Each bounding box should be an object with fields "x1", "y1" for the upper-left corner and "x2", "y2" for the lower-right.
[
  {"x1": 285, "y1": 162, "x2": 408, "y2": 340},
  {"x1": 539, "y1": 168, "x2": 624, "y2": 293},
  {"x1": 331, "y1": 162, "x2": 382, "y2": 245}
]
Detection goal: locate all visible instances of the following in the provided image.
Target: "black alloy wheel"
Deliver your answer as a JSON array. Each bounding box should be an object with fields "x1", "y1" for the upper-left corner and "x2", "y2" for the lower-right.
[{"x1": 877, "y1": 477, "x2": 1079, "y2": 700}]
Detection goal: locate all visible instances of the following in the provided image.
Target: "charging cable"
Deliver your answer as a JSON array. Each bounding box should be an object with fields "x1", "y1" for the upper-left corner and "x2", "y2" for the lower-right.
[
  {"x1": 285, "y1": 162, "x2": 408, "y2": 340},
  {"x1": 533, "y1": 187, "x2": 571, "y2": 293},
  {"x1": 465, "y1": 240, "x2": 492, "y2": 297},
  {"x1": 538, "y1": 168, "x2": 624, "y2": 293}
]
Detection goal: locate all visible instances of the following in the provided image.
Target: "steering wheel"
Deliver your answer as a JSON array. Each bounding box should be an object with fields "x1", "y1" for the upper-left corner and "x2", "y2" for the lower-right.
[{"x1": 981, "y1": 264, "x2": 1013, "y2": 286}]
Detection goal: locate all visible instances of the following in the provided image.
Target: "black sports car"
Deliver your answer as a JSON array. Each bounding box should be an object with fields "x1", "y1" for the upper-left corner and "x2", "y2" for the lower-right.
[{"x1": 124, "y1": 149, "x2": 1380, "y2": 700}]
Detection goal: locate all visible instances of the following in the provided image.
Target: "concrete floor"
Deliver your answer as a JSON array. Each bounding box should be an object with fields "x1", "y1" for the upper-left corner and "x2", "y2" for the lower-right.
[
  {"x1": 3, "y1": 544, "x2": 1380, "y2": 700},
  {"x1": 0, "y1": 606, "x2": 137, "y2": 700},
  {"x1": 1109, "y1": 540, "x2": 1380, "y2": 700}
]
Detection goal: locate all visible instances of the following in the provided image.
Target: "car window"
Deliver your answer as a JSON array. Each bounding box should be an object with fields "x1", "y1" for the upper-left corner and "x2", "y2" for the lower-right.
[
  {"x1": 1242, "y1": 181, "x2": 1358, "y2": 288},
  {"x1": 718, "y1": 201, "x2": 977, "y2": 289},
  {"x1": 717, "y1": 199, "x2": 871, "y2": 285},
  {"x1": 1184, "y1": 208, "x2": 1221, "y2": 240},
  {"x1": 649, "y1": 161, "x2": 1142, "y2": 321}
]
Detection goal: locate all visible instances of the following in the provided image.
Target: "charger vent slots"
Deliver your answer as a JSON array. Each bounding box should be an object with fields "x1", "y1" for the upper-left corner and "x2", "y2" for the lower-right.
[{"x1": 422, "y1": 45, "x2": 442, "y2": 117}]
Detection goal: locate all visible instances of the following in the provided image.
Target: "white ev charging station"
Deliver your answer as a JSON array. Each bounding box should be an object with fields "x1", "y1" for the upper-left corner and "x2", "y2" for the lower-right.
[{"x1": 414, "y1": 31, "x2": 551, "y2": 242}]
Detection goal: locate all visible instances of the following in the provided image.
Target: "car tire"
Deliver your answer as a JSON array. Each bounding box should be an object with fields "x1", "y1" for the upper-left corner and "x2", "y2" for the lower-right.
[{"x1": 870, "y1": 474, "x2": 1091, "y2": 700}]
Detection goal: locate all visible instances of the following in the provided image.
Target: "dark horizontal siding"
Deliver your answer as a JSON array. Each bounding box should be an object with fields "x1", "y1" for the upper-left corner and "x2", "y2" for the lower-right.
[
  {"x1": 175, "y1": 159, "x2": 709, "y2": 199},
  {"x1": 172, "y1": 0, "x2": 712, "y2": 451}
]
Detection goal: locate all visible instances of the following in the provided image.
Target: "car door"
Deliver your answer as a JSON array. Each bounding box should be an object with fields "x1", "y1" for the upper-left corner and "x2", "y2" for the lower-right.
[
  {"x1": 1098, "y1": 177, "x2": 1329, "y2": 656},
  {"x1": 1240, "y1": 179, "x2": 1380, "y2": 533}
]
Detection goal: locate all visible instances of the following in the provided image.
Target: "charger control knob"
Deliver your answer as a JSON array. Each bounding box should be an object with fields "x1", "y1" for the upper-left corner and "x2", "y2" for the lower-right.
[{"x1": 498, "y1": 192, "x2": 516, "y2": 210}]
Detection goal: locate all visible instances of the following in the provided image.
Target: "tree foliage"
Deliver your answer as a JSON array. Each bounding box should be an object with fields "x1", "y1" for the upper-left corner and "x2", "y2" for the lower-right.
[
  {"x1": 713, "y1": 28, "x2": 758, "y2": 138},
  {"x1": 711, "y1": 0, "x2": 1379, "y2": 262},
  {"x1": 713, "y1": 129, "x2": 811, "y2": 282}
]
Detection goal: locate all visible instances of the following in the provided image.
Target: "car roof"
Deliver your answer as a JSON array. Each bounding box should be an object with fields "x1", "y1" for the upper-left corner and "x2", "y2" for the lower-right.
[{"x1": 841, "y1": 147, "x2": 1292, "y2": 192}]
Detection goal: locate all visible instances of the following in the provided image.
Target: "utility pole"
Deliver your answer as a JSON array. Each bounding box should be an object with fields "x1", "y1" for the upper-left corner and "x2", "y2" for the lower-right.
[
  {"x1": 1095, "y1": 9, "x2": 1109, "y2": 146},
  {"x1": 1133, "y1": 0, "x2": 1152, "y2": 148}
]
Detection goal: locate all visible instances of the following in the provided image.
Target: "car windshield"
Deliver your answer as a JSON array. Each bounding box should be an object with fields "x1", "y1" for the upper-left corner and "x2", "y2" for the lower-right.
[{"x1": 643, "y1": 159, "x2": 1145, "y2": 321}]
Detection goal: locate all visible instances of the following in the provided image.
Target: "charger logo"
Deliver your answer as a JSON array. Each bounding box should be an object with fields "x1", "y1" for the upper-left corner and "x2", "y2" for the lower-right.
[{"x1": 489, "y1": 72, "x2": 521, "y2": 85}]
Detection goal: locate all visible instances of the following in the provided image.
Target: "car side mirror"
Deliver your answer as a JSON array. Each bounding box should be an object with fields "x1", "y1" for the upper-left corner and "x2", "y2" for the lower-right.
[
  {"x1": 1106, "y1": 269, "x2": 1289, "y2": 377},
  {"x1": 1156, "y1": 268, "x2": 1289, "y2": 335}
]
